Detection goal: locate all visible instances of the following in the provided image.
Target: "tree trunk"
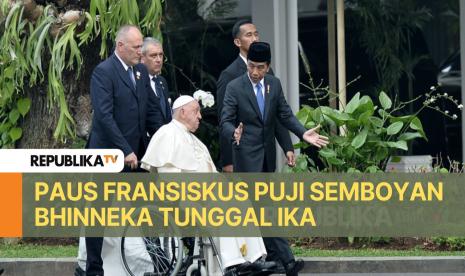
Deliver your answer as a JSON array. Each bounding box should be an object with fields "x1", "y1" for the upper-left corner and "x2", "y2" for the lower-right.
[
  {"x1": 17, "y1": 85, "x2": 66, "y2": 149},
  {"x1": 17, "y1": 41, "x2": 98, "y2": 149}
]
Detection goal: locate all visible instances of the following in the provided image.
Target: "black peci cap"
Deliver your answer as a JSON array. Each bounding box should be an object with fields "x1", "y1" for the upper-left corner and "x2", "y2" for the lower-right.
[{"x1": 247, "y1": 42, "x2": 271, "y2": 63}]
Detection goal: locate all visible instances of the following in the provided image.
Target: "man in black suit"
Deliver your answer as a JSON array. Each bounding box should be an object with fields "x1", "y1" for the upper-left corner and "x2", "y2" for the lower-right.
[
  {"x1": 221, "y1": 42, "x2": 329, "y2": 276},
  {"x1": 84, "y1": 25, "x2": 164, "y2": 276},
  {"x1": 217, "y1": 19, "x2": 295, "y2": 173},
  {"x1": 141, "y1": 37, "x2": 172, "y2": 124}
]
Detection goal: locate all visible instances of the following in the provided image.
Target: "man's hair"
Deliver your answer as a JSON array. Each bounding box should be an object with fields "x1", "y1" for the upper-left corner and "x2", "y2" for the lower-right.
[
  {"x1": 232, "y1": 19, "x2": 253, "y2": 39},
  {"x1": 172, "y1": 105, "x2": 186, "y2": 120},
  {"x1": 115, "y1": 24, "x2": 140, "y2": 43},
  {"x1": 173, "y1": 108, "x2": 181, "y2": 119},
  {"x1": 142, "y1": 37, "x2": 163, "y2": 55}
]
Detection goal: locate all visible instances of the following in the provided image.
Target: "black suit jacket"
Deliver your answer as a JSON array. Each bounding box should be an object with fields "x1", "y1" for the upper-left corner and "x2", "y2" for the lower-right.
[
  {"x1": 151, "y1": 75, "x2": 172, "y2": 124},
  {"x1": 216, "y1": 56, "x2": 293, "y2": 168},
  {"x1": 88, "y1": 54, "x2": 164, "y2": 158},
  {"x1": 221, "y1": 74, "x2": 306, "y2": 172}
]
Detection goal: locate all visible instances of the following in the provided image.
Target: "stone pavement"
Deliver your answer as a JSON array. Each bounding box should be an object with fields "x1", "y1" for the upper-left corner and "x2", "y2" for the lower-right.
[{"x1": 1, "y1": 256, "x2": 465, "y2": 275}]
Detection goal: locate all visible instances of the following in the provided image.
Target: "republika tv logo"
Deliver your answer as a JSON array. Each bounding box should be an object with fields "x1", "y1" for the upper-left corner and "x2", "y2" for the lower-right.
[{"x1": 0, "y1": 149, "x2": 124, "y2": 172}]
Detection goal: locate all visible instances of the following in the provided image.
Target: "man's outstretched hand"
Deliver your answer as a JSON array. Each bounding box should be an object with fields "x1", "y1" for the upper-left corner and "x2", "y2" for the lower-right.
[{"x1": 302, "y1": 125, "x2": 329, "y2": 148}]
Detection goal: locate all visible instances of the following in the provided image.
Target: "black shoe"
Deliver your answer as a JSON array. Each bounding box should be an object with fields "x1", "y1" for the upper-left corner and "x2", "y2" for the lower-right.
[
  {"x1": 285, "y1": 259, "x2": 304, "y2": 276},
  {"x1": 274, "y1": 262, "x2": 286, "y2": 274},
  {"x1": 224, "y1": 267, "x2": 238, "y2": 276},
  {"x1": 225, "y1": 261, "x2": 252, "y2": 276},
  {"x1": 0, "y1": 268, "x2": 4, "y2": 275},
  {"x1": 74, "y1": 266, "x2": 85, "y2": 276},
  {"x1": 250, "y1": 259, "x2": 278, "y2": 271}
]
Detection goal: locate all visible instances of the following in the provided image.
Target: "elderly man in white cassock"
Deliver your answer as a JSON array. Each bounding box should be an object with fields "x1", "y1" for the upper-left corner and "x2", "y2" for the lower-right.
[
  {"x1": 141, "y1": 95, "x2": 215, "y2": 173},
  {"x1": 141, "y1": 95, "x2": 277, "y2": 275}
]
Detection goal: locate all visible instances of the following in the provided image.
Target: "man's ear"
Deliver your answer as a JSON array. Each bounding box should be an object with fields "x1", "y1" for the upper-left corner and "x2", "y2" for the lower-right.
[{"x1": 233, "y1": 38, "x2": 241, "y2": 48}]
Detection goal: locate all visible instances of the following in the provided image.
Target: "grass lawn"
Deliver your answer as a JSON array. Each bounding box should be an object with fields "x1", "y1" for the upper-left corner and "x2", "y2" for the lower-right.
[
  {"x1": 294, "y1": 247, "x2": 465, "y2": 257},
  {"x1": 1, "y1": 244, "x2": 464, "y2": 258},
  {"x1": 0, "y1": 244, "x2": 78, "y2": 258}
]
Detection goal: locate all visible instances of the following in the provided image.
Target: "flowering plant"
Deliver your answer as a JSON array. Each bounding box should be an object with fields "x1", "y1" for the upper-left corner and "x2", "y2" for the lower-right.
[
  {"x1": 423, "y1": 86, "x2": 462, "y2": 120},
  {"x1": 292, "y1": 87, "x2": 462, "y2": 173},
  {"x1": 193, "y1": 89, "x2": 215, "y2": 108},
  {"x1": 288, "y1": 43, "x2": 463, "y2": 173}
]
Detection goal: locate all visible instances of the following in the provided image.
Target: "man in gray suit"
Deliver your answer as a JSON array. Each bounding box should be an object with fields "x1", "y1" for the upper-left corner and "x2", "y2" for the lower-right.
[
  {"x1": 83, "y1": 25, "x2": 164, "y2": 276},
  {"x1": 141, "y1": 37, "x2": 172, "y2": 125},
  {"x1": 220, "y1": 41, "x2": 329, "y2": 276},
  {"x1": 217, "y1": 19, "x2": 295, "y2": 172}
]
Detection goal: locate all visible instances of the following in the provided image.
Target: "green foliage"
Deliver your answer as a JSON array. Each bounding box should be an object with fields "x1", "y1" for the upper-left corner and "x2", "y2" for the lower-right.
[
  {"x1": 0, "y1": 0, "x2": 163, "y2": 147},
  {"x1": 88, "y1": 0, "x2": 163, "y2": 57},
  {"x1": 347, "y1": 0, "x2": 432, "y2": 98},
  {"x1": 282, "y1": 154, "x2": 316, "y2": 173},
  {"x1": 0, "y1": 97, "x2": 31, "y2": 147},
  {"x1": 71, "y1": 137, "x2": 87, "y2": 149},
  {"x1": 359, "y1": 236, "x2": 392, "y2": 246},
  {"x1": 0, "y1": 243, "x2": 78, "y2": 258},
  {"x1": 292, "y1": 247, "x2": 465, "y2": 257},
  {"x1": 432, "y1": 237, "x2": 465, "y2": 250},
  {"x1": 296, "y1": 40, "x2": 461, "y2": 173},
  {"x1": 432, "y1": 157, "x2": 464, "y2": 173},
  {"x1": 294, "y1": 92, "x2": 427, "y2": 172}
]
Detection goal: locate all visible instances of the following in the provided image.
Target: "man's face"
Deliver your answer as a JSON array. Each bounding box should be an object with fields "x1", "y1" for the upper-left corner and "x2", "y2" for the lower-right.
[
  {"x1": 141, "y1": 43, "x2": 164, "y2": 75},
  {"x1": 247, "y1": 60, "x2": 269, "y2": 83},
  {"x1": 234, "y1": 23, "x2": 259, "y2": 53},
  {"x1": 117, "y1": 28, "x2": 143, "y2": 66},
  {"x1": 182, "y1": 101, "x2": 202, "y2": 132}
]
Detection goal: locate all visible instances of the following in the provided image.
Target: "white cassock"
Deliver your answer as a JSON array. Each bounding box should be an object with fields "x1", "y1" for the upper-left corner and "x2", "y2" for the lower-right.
[
  {"x1": 141, "y1": 119, "x2": 267, "y2": 275},
  {"x1": 77, "y1": 237, "x2": 154, "y2": 276}
]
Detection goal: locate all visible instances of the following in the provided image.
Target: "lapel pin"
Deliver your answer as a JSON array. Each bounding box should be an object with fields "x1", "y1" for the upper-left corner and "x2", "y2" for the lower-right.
[
  {"x1": 136, "y1": 71, "x2": 141, "y2": 80},
  {"x1": 267, "y1": 84, "x2": 270, "y2": 94}
]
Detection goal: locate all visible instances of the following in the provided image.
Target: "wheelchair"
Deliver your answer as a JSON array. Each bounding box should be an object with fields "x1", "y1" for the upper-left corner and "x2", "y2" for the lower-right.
[
  {"x1": 120, "y1": 235, "x2": 277, "y2": 276},
  {"x1": 118, "y1": 208, "x2": 274, "y2": 276},
  {"x1": 120, "y1": 236, "x2": 223, "y2": 276}
]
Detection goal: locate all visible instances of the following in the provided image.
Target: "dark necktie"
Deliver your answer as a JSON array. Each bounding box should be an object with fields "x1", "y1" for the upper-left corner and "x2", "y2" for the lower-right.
[
  {"x1": 256, "y1": 82, "x2": 264, "y2": 118},
  {"x1": 153, "y1": 76, "x2": 167, "y2": 118},
  {"x1": 128, "y1": 67, "x2": 136, "y2": 88}
]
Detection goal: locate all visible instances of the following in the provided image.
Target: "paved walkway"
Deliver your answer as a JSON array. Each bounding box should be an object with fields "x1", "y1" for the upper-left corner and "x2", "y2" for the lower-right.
[{"x1": 1, "y1": 256, "x2": 465, "y2": 275}]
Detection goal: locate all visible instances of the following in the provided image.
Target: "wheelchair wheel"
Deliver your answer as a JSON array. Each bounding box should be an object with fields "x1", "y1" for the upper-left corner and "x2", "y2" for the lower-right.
[{"x1": 121, "y1": 236, "x2": 184, "y2": 276}]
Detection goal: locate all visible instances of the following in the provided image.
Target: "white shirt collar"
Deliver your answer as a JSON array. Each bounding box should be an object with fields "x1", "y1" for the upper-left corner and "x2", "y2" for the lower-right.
[
  {"x1": 149, "y1": 73, "x2": 161, "y2": 80},
  {"x1": 149, "y1": 74, "x2": 157, "y2": 96},
  {"x1": 248, "y1": 74, "x2": 264, "y2": 89},
  {"x1": 172, "y1": 119, "x2": 189, "y2": 132},
  {"x1": 115, "y1": 52, "x2": 130, "y2": 71},
  {"x1": 248, "y1": 75, "x2": 265, "y2": 97},
  {"x1": 239, "y1": 53, "x2": 247, "y2": 65}
]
